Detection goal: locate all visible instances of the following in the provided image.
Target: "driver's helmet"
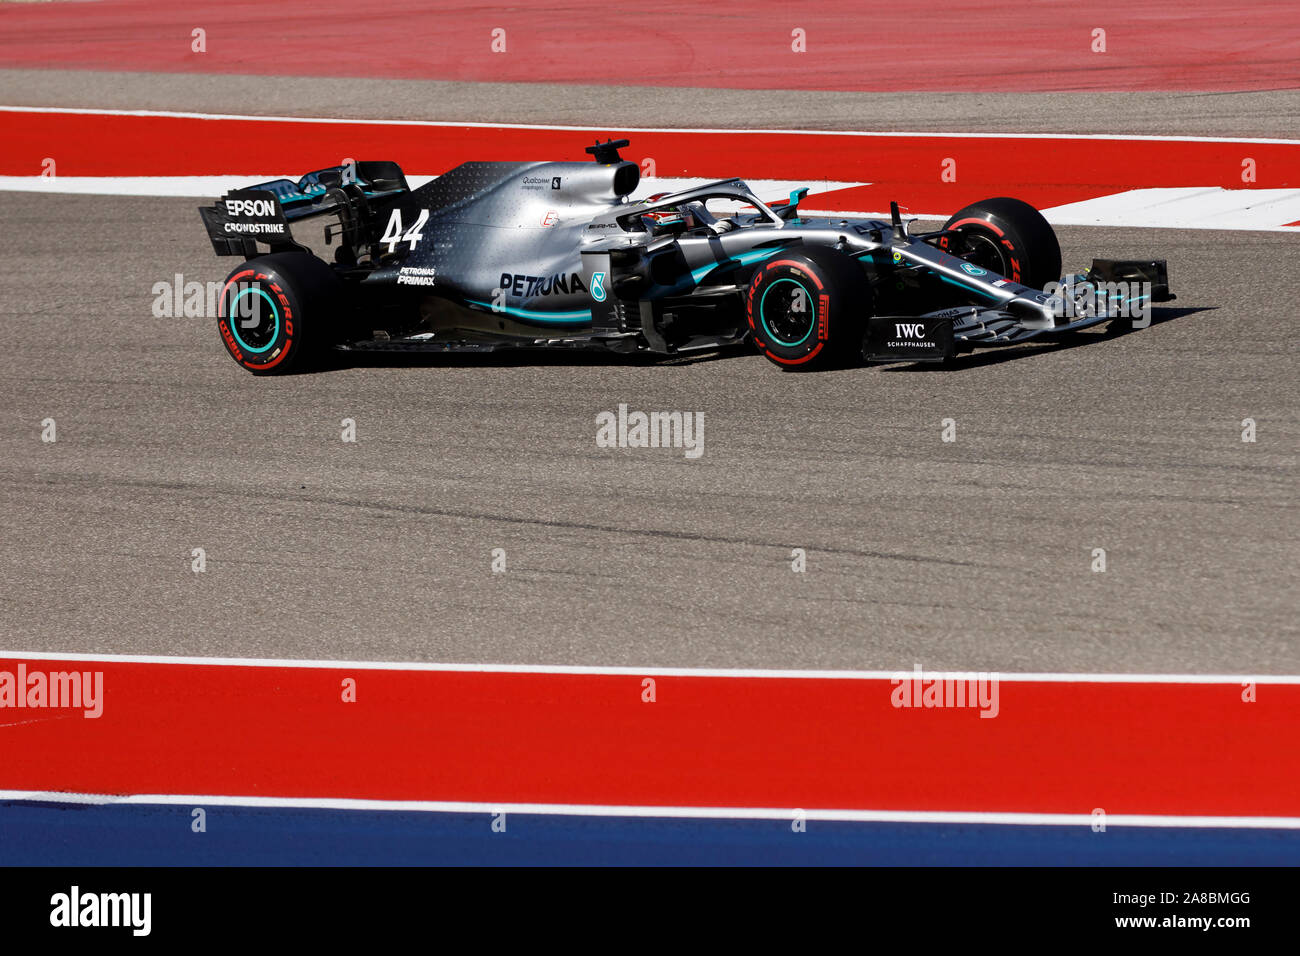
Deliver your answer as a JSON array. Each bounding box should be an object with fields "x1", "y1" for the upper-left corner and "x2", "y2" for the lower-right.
[{"x1": 639, "y1": 192, "x2": 694, "y2": 234}]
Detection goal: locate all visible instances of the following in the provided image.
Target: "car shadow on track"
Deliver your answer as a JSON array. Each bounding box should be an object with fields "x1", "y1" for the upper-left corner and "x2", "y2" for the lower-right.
[
  {"x1": 323, "y1": 343, "x2": 750, "y2": 373},
  {"x1": 878, "y1": 305, "x2": 1213, "y2": 373},
  {"x1": 311, "y1": 306, "x2": 1210, "y2": 375}
]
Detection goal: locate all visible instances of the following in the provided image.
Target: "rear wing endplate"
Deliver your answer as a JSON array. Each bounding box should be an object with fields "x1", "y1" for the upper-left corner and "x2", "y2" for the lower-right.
[{"x1": 198, "y1": 160, "x2": 409, "y2": 256}]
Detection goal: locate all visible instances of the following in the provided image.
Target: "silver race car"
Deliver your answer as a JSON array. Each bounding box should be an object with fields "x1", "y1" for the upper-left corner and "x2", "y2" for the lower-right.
[{"x1": 199, "y1": 139, "x2": 1171, "y2": 374}]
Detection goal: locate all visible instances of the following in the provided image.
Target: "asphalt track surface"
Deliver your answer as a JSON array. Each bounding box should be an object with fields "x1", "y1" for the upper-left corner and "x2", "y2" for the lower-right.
[
  {"x1": 5, "y1": 69, "x2": 1300, "y2": 137},
  {"x1": 1, "y1": 62, "x2": 1297, "y2": 672},
  {"x1": 1, "y1": 183, "x2": 1296, "y2": 671}
]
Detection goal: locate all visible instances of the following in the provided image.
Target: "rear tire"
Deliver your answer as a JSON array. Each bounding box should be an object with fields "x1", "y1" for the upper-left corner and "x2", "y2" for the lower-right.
[
  {"x1": 216, "y1": 252, "x2": 342, "y2": 375},
  {"x1": 745, "y1": 247, "x2": 871, "y2": 369},
  {"x1": 939, "y1": 197, "x2": 1061, "y2": 291}
]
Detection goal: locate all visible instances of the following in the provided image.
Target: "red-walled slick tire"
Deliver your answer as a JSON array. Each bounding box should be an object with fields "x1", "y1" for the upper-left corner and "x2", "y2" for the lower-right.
[
  {"x1": 216, "y1": 252, "x2": 342, "y2": 375},
  {"x1": 745, "y1": 248, "x2": 871, "y2": 369},
  {"x1": 938, "y1": 197, "x2": 1062, "y2": 291}
]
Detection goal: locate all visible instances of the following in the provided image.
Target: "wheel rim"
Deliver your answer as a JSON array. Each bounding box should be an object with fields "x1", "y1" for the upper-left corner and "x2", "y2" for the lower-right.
[
  {"x1": 758, "y1": 277, "x2": 816, "y2": 348},
  {"x1": 226, "y1": 285, "x2": 280, "y2": 354},
  {"x1": 952, "y1": 229, "x2": 1007, "y2": 275}
]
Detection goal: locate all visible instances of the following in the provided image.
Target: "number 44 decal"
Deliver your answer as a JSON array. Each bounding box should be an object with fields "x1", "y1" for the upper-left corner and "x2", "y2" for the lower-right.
[{"x1": 380, "y1": 208, "x2": 429, "y2": 252}]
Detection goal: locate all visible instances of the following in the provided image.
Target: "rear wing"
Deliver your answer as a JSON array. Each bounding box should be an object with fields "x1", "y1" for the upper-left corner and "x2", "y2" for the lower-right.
[{"x1": 198, "y1": 160, "x2": 409, "y2": 256}]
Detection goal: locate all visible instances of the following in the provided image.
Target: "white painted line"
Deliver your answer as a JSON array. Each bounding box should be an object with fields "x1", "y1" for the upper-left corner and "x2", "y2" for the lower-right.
[
  {"x1": 804, "y1": 208, "x2": 1300, "y2": 232},
  {"x1": 1043, "y1": 186, "x2": 1300, "y2": 230},
  {"x1": 0, "y1": 174, "x2": 308, "y2": 197},
  {"x1": 7, "y1": 174, "x2": 1297, "y2": 231},
  {"x1": 3, "y1": 105, "x2": 1298, "y2": 145},
  {"x1": 0, "y1": 174, "x2": 860, "y2": 202},
  {"x1": 1, "y1": 649, "x2": 1295, "y2": 682},
  {"x1": 2, "y1": 790, "x2": 1297, "y2": 828}
]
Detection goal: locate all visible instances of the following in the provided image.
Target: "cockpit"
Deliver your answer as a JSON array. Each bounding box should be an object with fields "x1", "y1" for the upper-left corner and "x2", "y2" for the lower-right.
[{"x1": 624, "y1": 180, "x2": 783, "y2": 239}]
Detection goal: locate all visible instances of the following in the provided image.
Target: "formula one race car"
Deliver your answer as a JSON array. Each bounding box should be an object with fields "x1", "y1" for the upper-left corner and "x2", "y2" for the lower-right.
[{"x1": 198, "y1": 139, "x2": 1171, "y2": 374}]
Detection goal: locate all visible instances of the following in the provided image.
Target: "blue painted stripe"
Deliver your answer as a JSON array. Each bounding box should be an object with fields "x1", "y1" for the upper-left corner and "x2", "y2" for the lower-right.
[
  {"x1": 938, "y1": 272, "x2": 1000, "y2": 299},
  {"x1": 690, "y1": 247, "x2": 782, "y2": 284},
  {"x1": 465, "y1": 300, "x2": 592, "y2": 325},
  {"x1": 227, "y1": 287, "x2": 278, "y2": 354},
  {"x1": 758, "y1": 277, "x2": 815, "y2": 347},
  {"x1": 3, "y1": 801, "x2": 1297, "y2": 866}
]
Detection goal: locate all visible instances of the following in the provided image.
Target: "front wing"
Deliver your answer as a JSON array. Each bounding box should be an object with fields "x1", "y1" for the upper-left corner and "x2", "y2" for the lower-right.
[{"x1": 864, "y1": 258, "x2": 1173, "y2": 363}]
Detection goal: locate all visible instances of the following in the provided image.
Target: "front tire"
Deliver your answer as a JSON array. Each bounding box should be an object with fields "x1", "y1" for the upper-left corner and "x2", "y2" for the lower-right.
[
  {"x1": 939, "y1": 197, "x2": 1061, "y2": 291},
  {"x1": 216, "y1": 252, "x2": 341, "y2": 375},
  {"x1": 745, "y1": 248, "x2": 871, "y2": 369}
]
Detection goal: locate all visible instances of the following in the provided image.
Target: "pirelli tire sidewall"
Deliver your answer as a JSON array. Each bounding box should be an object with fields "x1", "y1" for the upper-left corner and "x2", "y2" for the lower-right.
[
  {"x1": 745, "y1": 249, "x2": 870, "y2": 370},
  {"x1": 216, "y1": 252, "x2": 341, "y2": 375},
  {"x1": 939, "y1": 197, "x2": 1062, "y2": 292}
]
